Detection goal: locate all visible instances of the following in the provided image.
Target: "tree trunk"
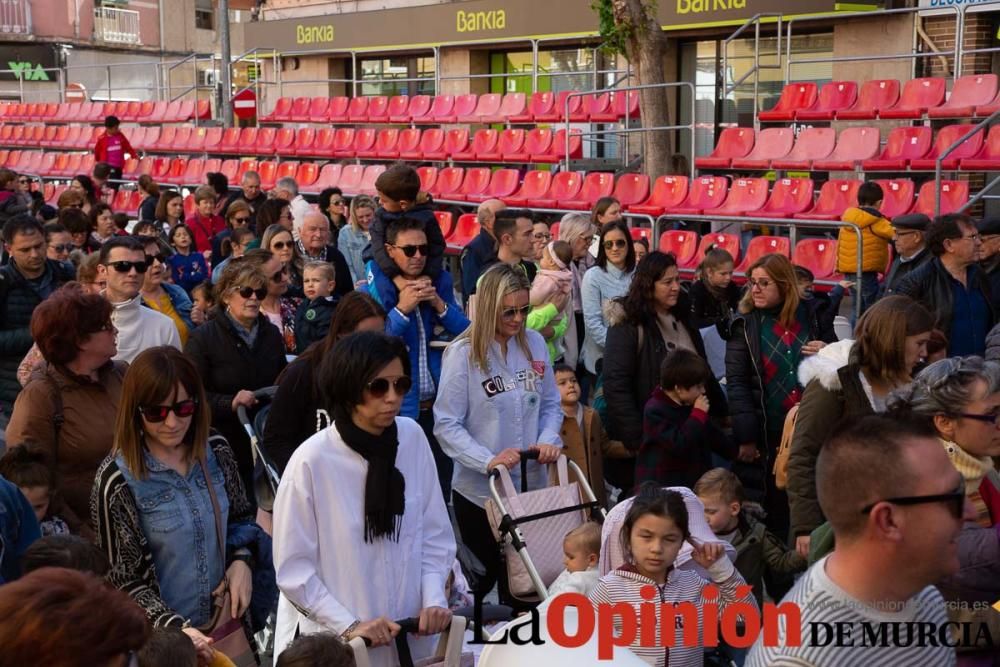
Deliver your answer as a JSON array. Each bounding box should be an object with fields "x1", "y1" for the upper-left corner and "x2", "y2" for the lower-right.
[{"x1": 613, "y1": 0, "x2": 674, "y2": 179}]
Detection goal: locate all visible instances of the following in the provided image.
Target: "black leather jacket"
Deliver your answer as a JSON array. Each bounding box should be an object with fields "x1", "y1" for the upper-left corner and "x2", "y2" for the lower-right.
[{"x1": 894, "y1": 256, "x2": 996, "y2": 341}]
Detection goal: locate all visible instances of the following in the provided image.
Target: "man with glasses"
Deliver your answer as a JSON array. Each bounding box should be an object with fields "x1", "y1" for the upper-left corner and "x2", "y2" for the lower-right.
[
  {"x1": 897, "y1": 214, "x2": 996, "y2": 357},
  {"x1": 223, "y1": 170, "x2": 267, "y2": 224},
  {"x1": 367, "y1": 216, "x2": 469, "y2": 502},
  {"x1": 95, "y1": 236, "x2": 180, "y2": 363},
  {"x1": 747, "y1": 416, "x2": 971, "y2": 666},
  {"x1": 0, "y1": 215, "x2": 74, "y2": 427},
  {"x1": 881, "y1": 213, "x2": 931, "y2": 297}
]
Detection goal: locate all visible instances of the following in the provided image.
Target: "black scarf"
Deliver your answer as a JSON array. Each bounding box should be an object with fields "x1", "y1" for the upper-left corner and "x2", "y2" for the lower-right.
[{"x1": 333, "y1": 405, "x2": 406, "y2": 543}]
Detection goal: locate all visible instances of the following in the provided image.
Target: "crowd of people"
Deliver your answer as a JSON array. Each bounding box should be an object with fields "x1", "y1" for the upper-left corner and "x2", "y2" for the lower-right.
[{"x1": 0, "y1": 139, "x2": 997, "y2": 667}]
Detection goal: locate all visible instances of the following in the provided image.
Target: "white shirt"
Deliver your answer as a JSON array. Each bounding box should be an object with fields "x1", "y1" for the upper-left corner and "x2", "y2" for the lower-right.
[
  {"x1": 110, "y1": 293, "x2": 181, "y2": 363},
  {"x1": 272, "y1": 417, "x2": 456, "y2": 667},
  {"x1": 545, "y1": 567, "x2": 600, "y2": 600}
]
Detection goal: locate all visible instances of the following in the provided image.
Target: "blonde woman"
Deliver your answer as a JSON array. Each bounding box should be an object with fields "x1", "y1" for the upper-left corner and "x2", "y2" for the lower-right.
[
  {"x1": 339, "y1": 195, "x2": 376, "y2": 286},
  {"x1": 557, "y1": 213, "x2": 597, "y2": 372},
  {"x1": 434, "y1": 263, "x2": 563, "y2": 603}
]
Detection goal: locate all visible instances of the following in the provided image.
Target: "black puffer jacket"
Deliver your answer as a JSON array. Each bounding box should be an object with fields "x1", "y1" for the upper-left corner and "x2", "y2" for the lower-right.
[
  {"x1": 724, "y1": 300, "x2": 835, "y2": 449},
  {"x1": 184, "y1": 312, "x2": 287, "y2": 489},
  {"x1": 602, "y1": 292, "x2": 728, "y2": 450},
  {"x1": 687, "y1": 279, "x2": 741, "y2": 334},
  {"x1": 0, "y1": 259, "x2": 75, "y2": 410}
]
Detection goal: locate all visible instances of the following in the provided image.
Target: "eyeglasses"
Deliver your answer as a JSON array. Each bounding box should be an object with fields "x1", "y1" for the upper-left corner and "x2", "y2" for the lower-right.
[
  {"x1": 145, "y1": 253, "x2": 166, "y2": 265},
  {"x1": 533, "y1": 232, "x2": 551, "y2": 241},
  {"x1": 391, "y1": 244, "x2": 428, "y2": 258},
  {"x1": 272, "y1": 269, "x2": 288, "y2": 283},
  {"x1": 748, "y1": 278, "x2": 774, "y2": 290},
  {"x1": 107, "y1": 260, "x2": 148, "y2": 274},
  {"x1": 233, "y1": 216, "x2": 251, "y2": 223},
  {"x1": 501, "y1": 305, "x2": 531, "y2": 320},
  {"x1": 138, "y1": 399, "x2": 198, "y2": 423},
  {"x1": 271, "y1": 241, "x2": 293, "y2": 250},
  {"x1": 365, "y1": 375, "x2": 412, "y2": 398},
  {"x1": 861, "y1": 479, "x2": 966, "y2": 518},
  {"x1": 17, "y1": 179, "x2": 28, "y2": 184},
  {"x1": 603, "y1": 239, "x2": 628, "y2": 250},
  {"x1": 234, "y1": 286, "x2": 267, "y2": 300},
  {"x1": 49, "y1": 243, "x2": 71, "y2": 253},
  {"x1": 956, "y1": 411, "x2": 1000, "y2": 428},
  {"x1": 958, "y1": 233, "x2": 982, "y2": 243},
  {"x1": 330, "y1": 199, "x2": 345, "y2": 206}
]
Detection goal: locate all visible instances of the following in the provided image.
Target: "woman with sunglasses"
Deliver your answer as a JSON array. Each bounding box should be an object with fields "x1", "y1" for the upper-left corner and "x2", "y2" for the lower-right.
[
  {"x1": 339, "y1": 195, "x2": 376, "y2": 286},
  {"x1": 212, "y1": 200, "x2": 253, "y2": 263},
  {"x1": 138, "y1": 236, "x2": 193, "y2": 346},
  {"x1": 434, "y1": 263, "x2": 562, "y2": 604},
  {"x1": 318, "y1": 187, "x2": 347, "y2": 233},
  {"x1": 245, "y1": 244, "x2": 300, "y2": 354},
  {"x1": 602, "y1": 251, "x2": 727, "y2": 493},
  {"x1": 556, "y1": 213, "x2": 596, "y2": 381},
  {"x1": 6, "y1": 283, "x2": 126, "y2": 539},
  {"x1": 184, "y1": 259, "x2": 287, "y2": 498},
  {"x1": 886, "y1": 356, "x2": 1000, "y2": 656},
  {"x1": 273, "y1": 331, "x2": 455, "y2": 664},
  {"x1": 264, "y1": 291, "x2": 386, "y2": 474},
  {"x1": 43, "y1": 222, "x2": 73, "y2": 264},
  {"x1": 581, "y1": 220, "x2": 637, "y2": 383},
  {"x1": 725, "y1": 253, "x2": 835, "y2": 538},
  {"x1": 166, "y1": 224, "x2": 209, "y2": 295},
  {"x1": 93, "y1": 347, "x2": 274, "y2": 665}
]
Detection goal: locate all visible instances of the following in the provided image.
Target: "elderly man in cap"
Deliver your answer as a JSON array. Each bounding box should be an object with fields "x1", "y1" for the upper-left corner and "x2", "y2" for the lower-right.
[{"x1": 882, "y1": 213, "x2": 932, "y2": 297}]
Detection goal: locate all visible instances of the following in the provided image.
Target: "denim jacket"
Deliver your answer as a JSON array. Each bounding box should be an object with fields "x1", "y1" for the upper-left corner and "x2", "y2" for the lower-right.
[
  {"x1": 338, "y1": 225, "x2": 370, "y2": 286},
  {"x1": 159, "y1": 281, "x2": 195, "y2": 331},
  {"x1": 580, "y1": 263, "x2": 634, "y2": 374},
  {"x1": 434, "y1": 329, "x2": 563, "y2": 507}
]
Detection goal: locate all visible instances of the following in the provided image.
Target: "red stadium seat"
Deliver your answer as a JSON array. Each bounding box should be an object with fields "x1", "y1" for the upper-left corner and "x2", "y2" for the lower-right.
[
  {"x1": 307, "y1": 97, "x2": 330, "y2": 122},
  {"x1": 296, "y1": 163, "x2": 319, "y2": 189},
  {"x1": 658, "y1": 230, "x2": 699, "y2": 266},
  {"x1": 429, "y1": 167, "x2": 464, "y2": 198},
  {"x1": 455, "y1": 129, "x2": 497, "y2": 162},
  {"x1": 880, "y1": 77, "x2": 946, "y2": 119},
  {"x1": 578, "y1": 93, "x2": 611, "y2": 122},
  {"x1": 441, "y1": 94, "x2": 478, "y2": 124},
  {"x1": 146, "y1": 101, "x2": 169, "y2": 123},
  {"x1": 529, "y1": 171, "x2": 583, "y2": 209},
  {"x1": 467, "y1": 168, "x2": 520, "y2": 203},
  {"x1": 672, "y1": 176, "x2": 729, "y2": 216},
  {"x1": 909, "y1": 124, "x2": 983, "y2": 171},
  {"x1": 163, "y1": 158, "x2": 190, "y2": 185},
  {"x1": 771, "y1": 128, "x2": 836, "y2": 170},
  {"x1": 629, "y1": 175, "x2": 689, "y2": 216},
  {"x1": 485, "y1": 93, "x2": 526, "y2": 123},
  {"x1": 111, "y1": 188, "x2": 131, "y2": 213},
  {"x1": 910, "y1": 180, "x2": 968, "y2": 217},
  {"x1": 309, "y1": 163, "x2": 343, "y2": 192},
  {"x1": 611, "y1": 173, "x2": 650, "y2": 209},
  {"x1": 425, "y1": 95, "x2": 455, "y2": 124},
  {"x1": 731, "y1": 128, "x2": 794, "y2": 170},
  {"x1": 861, "y1": 126, "x2": 932, "y2": 171},
  {"x1": 758, "y1": 82, "x2": 818, "y2": 122},
  {"x1": 388, "y1": 128, "x2": 421, "y2": 159},
  {"x1": 256, "y1": 161, "x2": 278, "y2": 190},
  {"x1": 812, "y1": 127, "x2": 881, "y2": 171},
  {"x1": 386, "y1": 96, "x2": 410, "y2": 121},
  {"x1": 798, "y1": 180, "x2": 862, "y2": 221},
  {"x1": 930, "y1": 74, "x2": 998, "y2": 119},
  {"x1": 442, "y1": 129, "x2": 471, "y2": 160},
  {"x1": 288, "y1": 97, "x2": 310, "y2": 122},
  {"x1": 507, "y1": 170, "x2": 553, "y2": 206},
  {"x1": 174, "y1": 100, "x2": 196, "y2": 122},
  {"x1": 237, "y1": 127, "x2": 260, "y2": 154},
  {"x1": 506, "y1": 128, "x2": 551, "y2": 163},
  {"x1": 332, "y1": 128, "x2": 357, "y2": 158},
  {"x1": 150, "y1": 157, "x2": 172, "y2": 181},
  {"x1": 559, "y1": 172, "x2": 614, "y2": 210},
  {"x1": 367, "y1": 96, "x2": 389, "y2": 123},
  {"x1": 631, "y1": 227, "x2": 652, "y2": 245},
  {"x1": 736, "y1": 236, "x2": 791, "y2": 273},
  {"x1": 310, "y1": 128, "x2": 337, "y2": 158},
  {"x1": 261, "y1": 97, "x2": 292, "y2": 122},
  {"x1": 362, "y1": 128, "x2": 398, "y2": 159},
  {"x1": 358, "y1": 165, "x2": 386, "y2": 195},
  {"x1": 413, "y1": 128, "x2": 445, "y2": 161},
  {"x1": 535, "y1": 91, "x2": 582, "y2": 123},
  {"x1": 255, "y1": 127, "x2": 276, "y2": 155},
  {"x1": 481, "y1": 129, "x2": 524, "y2": 162},
  {"x1": 274, "y1": 161, "x2": 299, "y2": 186},
  {"x1": 337, "y1": 165, "x2": 365, "y2": 194},
  {"x1": 199, "y1": 127, "x2": 223, "y2": 152},
  {"x1": 39, "y1": 126, "x2": 58, "y2": 148},
  {"x1": 535, "y1": 129, "x2": 582, "y2": 163},
  {"x1": 695, "y1": 127, "x2": 755, "y2": 169},
  {"x1": 406, "y1": 95, "x2": 433, "y2": 123},
  {"x1": 217, "y1": 127, "x2": 240, "y2": 154},
  {"x1": 873, "y1": 179, "x2": 916, "y2": 219},
  {"x1": 747, "y1": 178, "x2": 815, "y2": 218},
  {"x1": 441, "y1": 167, "x2": 491, "y2": 202},
  {"x1": 460, "y1": 93, "x2": 501, "y2": 123},
  {"x1": 194, "y1": 99, "x2": 211, "y2": 121},
  {"x1": 328, "y1": 97, "x2": 350, "y2": 123},
  {"x1": 234, "y1": 159, "x2": 259, "y2": 185},
  {"x1": 793, "y1": 239, "x2": 839, "y2": 280},
  {"x1": 417, "y1": 166, "x2": 438, "y2": 193},
  {"x1": 352, "y1": 128, "x2": 377, "y2": 158},
  {"x1": 175, "y1": 159, "x2": 204, "y2": 186},
  {"x1": 706, "y1": 178, "x2": 769, "y2": 217},
  {"x1": 837, "y1": 79, "x2": 900, "y2": 120},
  {"x1": 689, "y1": 233, "x2": 741, "y2": 269},
  {"x1": 347, "y1": 96, "x2": 370, "y2": 122},
  {"x1": 511, "y1": 92, "x2": 554, "y2": 124},
  {"x1": 274, "y1": 127, "x2": 296, "y2": 154},
  {"x1": 961, "y1": 124, "x2": 1000, "y2": 170},
  {"x1": 37, "y1": 153, "x2": 56, "y2": 177},
  {"x1": 219, "y1": 159, "x2": 240, "y2": 183},
  {"x1": 123, "y1": 156, "x2": 151, "y2": 180},
  {"x1": 447, "y1": 214, "x2": 479, "y2": 251},
  {"x1": 291, "y1": 128, "x2": 316, "y2": 157}
]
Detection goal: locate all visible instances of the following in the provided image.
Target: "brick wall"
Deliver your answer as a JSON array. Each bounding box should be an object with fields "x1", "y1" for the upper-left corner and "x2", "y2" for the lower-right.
[{"x1": 923, "y1": 13, "x2": 993, "y2": 78}]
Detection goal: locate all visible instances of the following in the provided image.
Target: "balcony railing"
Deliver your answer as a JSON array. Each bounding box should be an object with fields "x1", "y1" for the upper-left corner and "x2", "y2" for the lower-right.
[
  {"x1": 94, "y1": 6, "x2": 140, "y2": 45},
  {"x1": 0, "y1": 0, "x2": 31, "y2": 35}
]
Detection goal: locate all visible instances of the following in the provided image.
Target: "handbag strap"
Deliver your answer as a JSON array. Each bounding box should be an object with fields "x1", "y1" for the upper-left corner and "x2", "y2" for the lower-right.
[{"x1": 198, "y1": 457, "x2": 227, "y2": 570}]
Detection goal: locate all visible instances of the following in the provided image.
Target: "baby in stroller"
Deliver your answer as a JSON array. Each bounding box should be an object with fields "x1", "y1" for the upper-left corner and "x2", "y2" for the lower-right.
[{"x1": 546, "y1": 522, "x2": 601, "y2": 599}]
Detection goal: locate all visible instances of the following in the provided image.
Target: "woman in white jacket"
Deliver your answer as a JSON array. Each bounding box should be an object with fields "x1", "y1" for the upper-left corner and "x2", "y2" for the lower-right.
[
  {"x1": 272, "y1": 331, "x2": 456, "y2": 666},
  {"x1": 435, "y1": 263, "x2": 564, "y2": 603}
]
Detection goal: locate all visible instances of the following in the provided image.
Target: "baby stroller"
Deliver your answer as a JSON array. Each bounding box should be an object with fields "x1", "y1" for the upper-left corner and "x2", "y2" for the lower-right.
[
  {"x1": 349, "y1": 616, "x2": 472, "y2": 667},
  {"x1": 485, "y1": 451, "x2": 605, "y2": 604},
  {"x1": 236, "y1": 386, "x2": 281, "y2": 512}
]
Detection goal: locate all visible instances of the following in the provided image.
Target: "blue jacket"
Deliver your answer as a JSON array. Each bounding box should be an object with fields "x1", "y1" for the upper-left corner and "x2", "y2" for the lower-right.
[
  {"x1": 366, "y1": 260, "x2": 469, "y2": 418},
  {"x1": 459, "y1": 228, "x2": 497, "y2": 301},
  {"x1": 159, "y1": 281, "x2": 195, "y2": 331},
  {"x1": 0, "y1": 475, "x2": 40, "y2": 584}
]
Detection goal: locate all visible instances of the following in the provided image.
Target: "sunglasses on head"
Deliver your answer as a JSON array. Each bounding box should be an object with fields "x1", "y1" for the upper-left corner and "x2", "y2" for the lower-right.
[
  {"x1": 50, "y1": 243, "x2": 71, "y2": 253},
  {"x1": 234, "y1": 285, "x2": 267, "y2": 300},
  {"x1": 107, "y1": 260, "x2": 148, "y2": 274},
  {"x1": 138, "y1": 399, "x2": 198, "y2": 423},
  {"x1": 392, "y1": 244, "x2": 428, "y2": 258},
  {"x1": 501, "y1": 305, "x2": 531, "y2": 320},
  {"x1": 365, "y1": 375, "x2": 412, "y2": 398},
  {"x1": 272, "y1": 240, "x2": 293, "y2": 250},
  {"x1": 603, "y1": 239, "x2": 628, "y2": 250}
]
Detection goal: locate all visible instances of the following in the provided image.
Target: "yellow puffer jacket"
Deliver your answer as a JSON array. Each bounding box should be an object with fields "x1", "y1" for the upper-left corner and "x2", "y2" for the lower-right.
[{"x1": 837, "y1": 206, "x2": 895, "y2": 274}]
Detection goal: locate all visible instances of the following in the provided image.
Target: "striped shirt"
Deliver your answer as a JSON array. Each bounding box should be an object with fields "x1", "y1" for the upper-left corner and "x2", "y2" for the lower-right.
[
  {"x1": 589, "y1": 558, "x2": 756, "y2": 667},
  {"x1": 746, "y1": 556, "x2": 956, "y2": 667}
]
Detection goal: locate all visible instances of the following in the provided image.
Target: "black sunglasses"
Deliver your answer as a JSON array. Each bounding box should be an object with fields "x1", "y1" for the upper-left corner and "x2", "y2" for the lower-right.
[
  {"x1": 233, "y1": 216, "x2": 251, "y2": 223},
  {"x1": 271, "y1": 269, "x2": 288, "y2": 283},
  {"x1": 107, "y1": 260, "x2": 148, "y2": 274},
  {"x1": 50, "y1": 243, "x2": 72, "y2": 253},
  {"x1": 603, "y1": 239, "x2": 628, "y2": 250},
  {"x1": 272, "y1": 240, "x2": 293, "y2": 250},
  {"x1": 861, "y1": 479, "x2": 966, "y2": 519},
  {"x1": 138, "y1": 399, "x2": 198, "y2": 423},
  {"x1": 501, "y1": 305, "x2": 531, "y2": 320},
  {"x1": 366, "y1": 376, "x2": 412, "y2": 398},
  {"x1": 145, "y1": 253, "x2": 167, "y2": 265},
  {"x1": 956, "y1": 411, "x2": 1000, "y2": 427},
  {"x1": 392, "y1": 244, "x2": 428, "y2": 258},
  {"x1": 234, "y1": 286, "x2": 267, "y2": 300}
]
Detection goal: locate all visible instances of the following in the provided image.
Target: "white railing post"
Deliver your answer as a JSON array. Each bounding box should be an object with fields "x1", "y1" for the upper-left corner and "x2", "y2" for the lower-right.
[{"x1": 94, "y1": 7, "x2": 141, "y2": 45}]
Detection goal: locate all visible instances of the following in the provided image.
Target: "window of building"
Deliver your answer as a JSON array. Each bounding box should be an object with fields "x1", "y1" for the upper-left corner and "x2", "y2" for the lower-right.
[
  {"x1": 358, "y1": 56, "x2": 435, "y2": 96},
  {"x1": 195, "y1": 0, "x2": 214, "y2": 30},
  {"x1": 489, "y1": 47, "x2": 611, "y2": 94}
]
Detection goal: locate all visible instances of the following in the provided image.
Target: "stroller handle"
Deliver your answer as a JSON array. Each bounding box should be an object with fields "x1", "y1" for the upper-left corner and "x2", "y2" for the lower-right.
[
  {"x1": 359, "y1": 617, "x2": 424, "y2": 646},
  {"x1": 236, "y1": 386, "x2": 278, "y2": 427},
  {"x1": 488, "y1": 448, "x2": 540, "y2": 481}
]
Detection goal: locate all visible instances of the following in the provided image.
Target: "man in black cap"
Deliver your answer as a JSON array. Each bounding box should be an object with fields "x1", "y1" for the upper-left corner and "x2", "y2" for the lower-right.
[
  {"x1": 882, "y1": 213, "x2": 932, "y2": 297},
  {"x1": 977, "y1": 217, "x2": 1000, "y2": 298}
]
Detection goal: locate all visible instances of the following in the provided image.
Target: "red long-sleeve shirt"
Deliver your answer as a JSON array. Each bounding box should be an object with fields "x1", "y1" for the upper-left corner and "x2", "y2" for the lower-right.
[{"x1": 94, "y1": 131, "x2": 136, "y2": 169}]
